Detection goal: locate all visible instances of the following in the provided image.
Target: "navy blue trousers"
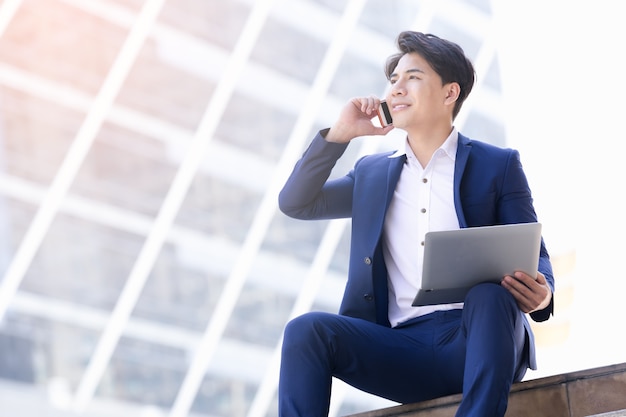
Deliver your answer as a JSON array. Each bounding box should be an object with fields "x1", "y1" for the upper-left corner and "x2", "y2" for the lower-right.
[{"x1": 278, "y1": 283, "x2": 528, "y2": 417}]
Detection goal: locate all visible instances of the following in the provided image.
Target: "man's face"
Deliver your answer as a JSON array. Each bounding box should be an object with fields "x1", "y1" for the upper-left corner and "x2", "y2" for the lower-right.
[{"x1": 385, "y1": 52, "x2": 453, "y2": 130}]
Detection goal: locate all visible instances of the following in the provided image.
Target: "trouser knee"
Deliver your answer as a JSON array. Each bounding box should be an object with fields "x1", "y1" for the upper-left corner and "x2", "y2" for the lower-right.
[
  {"x1": 283, "y1": 311, "x2": 332, "y2": 349},
  {"x1": 465, "y1": 282, "x2": 517, "y2": 315}
]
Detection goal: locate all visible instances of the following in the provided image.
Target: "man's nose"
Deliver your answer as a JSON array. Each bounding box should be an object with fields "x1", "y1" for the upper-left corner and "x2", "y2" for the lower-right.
[{"x1": 391, "y1": 83, "x2": 406, "y2": 96}]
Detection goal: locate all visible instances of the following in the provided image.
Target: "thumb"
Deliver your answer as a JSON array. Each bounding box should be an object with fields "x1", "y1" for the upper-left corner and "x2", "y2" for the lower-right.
[
  {"x1": 535, "y1": 271, "x2": 546, "y2": 284},
  {"x1": 375, "y1": 124, "x2": 395, "y2": 136}
]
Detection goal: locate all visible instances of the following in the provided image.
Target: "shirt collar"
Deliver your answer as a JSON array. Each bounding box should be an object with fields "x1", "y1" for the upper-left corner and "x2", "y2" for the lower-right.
[{"x1": 388, "y1": 127, "x2": 459, "y2": 161}]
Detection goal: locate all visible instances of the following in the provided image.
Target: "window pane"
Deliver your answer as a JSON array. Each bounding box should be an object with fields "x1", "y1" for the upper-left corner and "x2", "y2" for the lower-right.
[
  {"x1": 21, "y1": 214, "x2": 143, "y2": 309},
  {"x1": 0, "y1": 87, "x2": 81, "y2": 186},
  {"x1": 0, "y1": 0, "x2": 126, "y2": 94},
  {"x1": 71, "y1": 124, "x2": 177, "y2": 216}
]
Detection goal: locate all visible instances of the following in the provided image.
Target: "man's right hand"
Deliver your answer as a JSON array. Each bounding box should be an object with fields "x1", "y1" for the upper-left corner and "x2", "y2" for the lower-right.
[{"x1": 325, "y1": 96, "x2": 395, "y2": 143}]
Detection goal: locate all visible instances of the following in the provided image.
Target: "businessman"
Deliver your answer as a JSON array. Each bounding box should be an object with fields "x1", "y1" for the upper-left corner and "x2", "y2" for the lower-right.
[{"x1": 278, "y1": 31, "x2": 554, "y2": 417}]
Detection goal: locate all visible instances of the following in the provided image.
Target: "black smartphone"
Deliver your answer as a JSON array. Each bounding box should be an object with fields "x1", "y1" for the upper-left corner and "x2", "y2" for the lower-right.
[{"x1": 377, "y1": 100, "x2": 392, "y2": 127}]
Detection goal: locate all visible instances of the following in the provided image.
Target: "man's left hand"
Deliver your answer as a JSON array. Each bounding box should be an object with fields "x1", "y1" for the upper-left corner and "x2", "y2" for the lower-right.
[{"x1": 501, "y1": 271, "x2": 552, "y2": 313}]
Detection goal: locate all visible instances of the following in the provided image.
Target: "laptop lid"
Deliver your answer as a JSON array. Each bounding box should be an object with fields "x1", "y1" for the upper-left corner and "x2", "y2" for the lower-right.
[{"x1": 412, "y1": 222, "x2": 542, "y2": 307}]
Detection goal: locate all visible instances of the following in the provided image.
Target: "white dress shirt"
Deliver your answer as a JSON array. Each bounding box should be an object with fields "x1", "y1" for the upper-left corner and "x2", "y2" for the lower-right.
[{"x1": 383, "y1": 128, "x2": 464, "y2": 327}]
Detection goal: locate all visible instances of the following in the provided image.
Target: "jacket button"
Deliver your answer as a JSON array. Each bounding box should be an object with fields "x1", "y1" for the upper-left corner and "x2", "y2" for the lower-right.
[
  {"x1": 364, "y1": 257, "x2": 372, "y2": 265},
  {"x1": 364, "y1": 294, "x2": 374, "y2": 301}
]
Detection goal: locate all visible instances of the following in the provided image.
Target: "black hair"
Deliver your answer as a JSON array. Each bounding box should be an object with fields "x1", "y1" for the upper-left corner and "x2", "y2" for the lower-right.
[{"x1": 385, "y1": 31, "x2": 476, "y2": 119}]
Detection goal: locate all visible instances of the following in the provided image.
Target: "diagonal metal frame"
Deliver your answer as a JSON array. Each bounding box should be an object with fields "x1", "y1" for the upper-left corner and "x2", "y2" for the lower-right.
[{"x1": 0, "y1": 0, "x2": 500, "y2": 415}]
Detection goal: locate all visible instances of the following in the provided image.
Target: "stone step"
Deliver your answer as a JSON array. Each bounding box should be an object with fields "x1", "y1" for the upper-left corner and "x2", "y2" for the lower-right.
[
  {"x1": 345, "y1": 362, "x2": 626, "y2": 417},
  {"x1": 587, "y1": 410, "x2": 626, "y2": 417}
]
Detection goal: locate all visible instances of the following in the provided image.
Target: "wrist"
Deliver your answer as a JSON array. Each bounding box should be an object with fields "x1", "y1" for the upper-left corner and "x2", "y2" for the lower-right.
[{"x1": 325, "y1": 124, "x2": 352, "y2": 144}]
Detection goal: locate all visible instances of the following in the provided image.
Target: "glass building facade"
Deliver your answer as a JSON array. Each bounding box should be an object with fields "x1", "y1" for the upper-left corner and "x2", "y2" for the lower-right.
[{"x1": 0, "y1": 0, "x2": 573, "y2": 416}]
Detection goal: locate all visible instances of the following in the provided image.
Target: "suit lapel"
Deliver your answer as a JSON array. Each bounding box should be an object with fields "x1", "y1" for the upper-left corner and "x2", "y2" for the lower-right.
[
  {"x1": 454, "y1": 134, "x2": 471, "y2": 228},
  {"x1": 361, "y1": 154, "x2": 406, "y2": 254}
]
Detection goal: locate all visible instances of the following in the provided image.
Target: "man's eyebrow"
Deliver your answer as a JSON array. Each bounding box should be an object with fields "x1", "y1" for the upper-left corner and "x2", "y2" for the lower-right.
[{"x1": 390, "y1": 68, "x2": 425, "y2": 78}]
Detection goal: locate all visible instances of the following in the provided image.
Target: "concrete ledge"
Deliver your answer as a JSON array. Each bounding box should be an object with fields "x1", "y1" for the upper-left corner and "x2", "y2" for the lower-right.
[
  {"x1": 587, "y1": 410, "x2": 626, "y2": 417},
  {"x1": 345, "y1": 362, "x2": 626, "y2": 417}
]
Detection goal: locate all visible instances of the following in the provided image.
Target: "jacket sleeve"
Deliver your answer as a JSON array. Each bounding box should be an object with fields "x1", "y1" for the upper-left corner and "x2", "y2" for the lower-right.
[
  {"x1": 500, "y1": 149, "x2": 555, "y2": 322},
  {"x1": 278, "y1": 130, "x2": 354, "y2": 220},
  {"x1": 530, "y1": 245, "x2": 555, "y2": 322}
]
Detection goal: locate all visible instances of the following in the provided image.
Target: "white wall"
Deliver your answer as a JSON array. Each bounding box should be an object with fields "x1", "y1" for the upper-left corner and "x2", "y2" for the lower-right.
[{"x1": 493, "y1": 0, "x2": 626, "y2": 377}]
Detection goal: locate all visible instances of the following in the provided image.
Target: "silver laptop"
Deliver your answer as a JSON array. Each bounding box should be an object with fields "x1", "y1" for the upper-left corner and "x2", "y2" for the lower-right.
[{"x1": 412, "y1": 223, "x2": 542, "y2": 306}]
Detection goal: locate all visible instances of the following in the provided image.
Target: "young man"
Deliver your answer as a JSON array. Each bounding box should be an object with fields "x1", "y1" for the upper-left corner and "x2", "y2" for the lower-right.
[{"x1": 278, "y1": 31, "x2": 554, "y2": 417}]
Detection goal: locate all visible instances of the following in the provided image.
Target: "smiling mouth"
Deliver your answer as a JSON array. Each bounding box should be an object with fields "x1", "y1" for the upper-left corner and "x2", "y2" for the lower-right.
[{"x1": 392, "y1": 104, "x2": 409, "y2": 112}]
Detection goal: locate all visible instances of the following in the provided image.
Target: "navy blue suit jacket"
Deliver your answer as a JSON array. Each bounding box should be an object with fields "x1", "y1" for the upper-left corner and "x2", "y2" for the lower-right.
[{"x1": 279, "y1": 130, "x2": 555, "y2": 370}]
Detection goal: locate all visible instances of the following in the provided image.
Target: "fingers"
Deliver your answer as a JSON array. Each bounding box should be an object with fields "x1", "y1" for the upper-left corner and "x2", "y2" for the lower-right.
[
  {"x1": 328, "y1": 96, "x2": 393, "y2": 143},
  {"x1": 501, "y1": 275, "x2": 535, "y2": 313},
  {"x1": 353, "y1": 96, "x2": 383, "y2": 117},
  {"x1": 501, "y1": 271, "x2": 550, "y2": 314}
]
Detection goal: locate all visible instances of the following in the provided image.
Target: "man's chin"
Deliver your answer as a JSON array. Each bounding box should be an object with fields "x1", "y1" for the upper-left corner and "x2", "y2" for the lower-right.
[{"x1": 390, "y1": 120, "x2": 407, "y2": 130}]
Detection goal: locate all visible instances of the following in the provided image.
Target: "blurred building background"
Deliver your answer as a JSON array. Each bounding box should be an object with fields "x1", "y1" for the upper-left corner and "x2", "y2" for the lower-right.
[{"x1": 0, "y1": 0, "x2": 624, "y2": 417}]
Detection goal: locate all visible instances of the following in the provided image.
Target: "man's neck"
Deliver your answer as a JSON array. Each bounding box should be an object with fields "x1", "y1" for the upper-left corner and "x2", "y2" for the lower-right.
[{"x1": 406, "y1": 124, "x2": 454, "y2": 168}]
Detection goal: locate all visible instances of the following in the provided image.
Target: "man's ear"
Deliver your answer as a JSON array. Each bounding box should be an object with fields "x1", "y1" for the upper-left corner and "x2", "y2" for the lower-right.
[{"x1": 444, "y1": 82, "x2": 461, "y2": 104}]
